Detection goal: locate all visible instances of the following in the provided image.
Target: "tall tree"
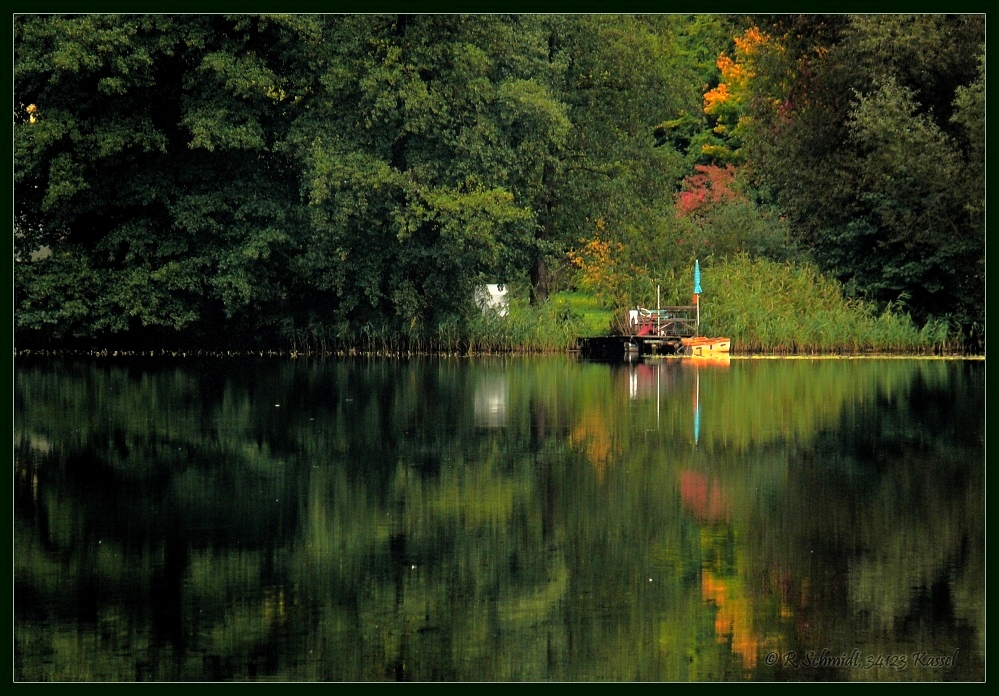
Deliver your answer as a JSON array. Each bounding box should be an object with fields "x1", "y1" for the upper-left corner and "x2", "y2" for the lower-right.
[
  {"x1": 544, "y1": 15, "x2": 701, "y2": 301},
  {"x1": 15, "y1": 14, "x2": 320, "y2": 346},
  {"x1": 289, "y1": 15, "x2": 570, "y2": 335},
  {"x1": 738, "y1": 14, "x2": 985, "y2": 341},
  {"x1": 13, "y1": 14, "x2": 743, "y2": 348}
]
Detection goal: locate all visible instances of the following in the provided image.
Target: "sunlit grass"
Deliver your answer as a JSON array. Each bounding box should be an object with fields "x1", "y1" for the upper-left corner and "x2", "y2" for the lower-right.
[{"x1": 551, "y1": 291, "x2": 616, "y2": 337}]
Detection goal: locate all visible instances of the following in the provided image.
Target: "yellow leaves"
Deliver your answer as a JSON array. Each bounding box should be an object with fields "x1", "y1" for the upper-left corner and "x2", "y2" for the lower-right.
[
  {"x1": 700, "y1": 24, "x2": 778, "y2": 164},
  {"x1": 26, "y1": 103, "x2": 39, "y2": 124},
  {"x1": 703, "y1": 82, "x2": 731, "y2": 115},
  {"x1": 568, "y1": 217, "x2": 638, "y2": 304},
  {"x1": 700, "y1": 143, "x2": 730, "y2": 159},
  {"x1": 567, "y1": 237, "x2": 621, "y2": 286},
  {"x1": 733, "y1": 25, "x2": 769, "y2": 56},
  {"x1": 705, "y1": 27, "x2": 763, "y2": 117},
  {"x1": 569, "y1": 408, "x2": 615, "y2": 482},
  {"x1": 717, "y1": 55, "x2": 750, "y2": 85},
  {"x1": 264, "y1": 85, "x2": 287, "y2": 101}
]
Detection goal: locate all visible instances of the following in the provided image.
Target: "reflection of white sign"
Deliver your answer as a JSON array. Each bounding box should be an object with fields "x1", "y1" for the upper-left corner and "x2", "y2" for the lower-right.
[
  {"x1": 474, "y1": 374, "x2": 508, "y2": 427},
  {"x1": 475, "y1": 284, "x2": 509, "y2": 317}
]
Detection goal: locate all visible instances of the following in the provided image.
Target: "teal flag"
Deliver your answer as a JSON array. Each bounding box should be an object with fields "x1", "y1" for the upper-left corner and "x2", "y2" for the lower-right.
[{"x1": 693, "y1": 260, "x2": 702, "y2": 295}]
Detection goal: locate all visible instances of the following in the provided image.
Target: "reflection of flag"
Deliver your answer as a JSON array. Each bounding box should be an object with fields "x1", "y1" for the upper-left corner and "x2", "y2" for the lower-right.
[
  {"x1": 693, "y1": 367, "x2": 700, "y2": 446},
  {"x1": 694, "y1": 259, "x2": 702, "y2": 295},
  {"x1": 694, "y1": 401, "x2": 701, "y2": 445}
]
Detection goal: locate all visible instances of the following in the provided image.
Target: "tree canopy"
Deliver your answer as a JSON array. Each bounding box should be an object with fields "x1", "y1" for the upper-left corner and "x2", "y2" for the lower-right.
[
  {"x1": 736, "y1": 15, "x2": 985, "y2": 342},
  {"x1": 14, "y1": 14, "x2": 985, "y2": 350}
]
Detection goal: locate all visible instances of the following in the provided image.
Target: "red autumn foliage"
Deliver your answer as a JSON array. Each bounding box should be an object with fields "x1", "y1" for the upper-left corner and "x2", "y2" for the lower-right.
[{"x1": 675, "y1": 164, "x2": 742, "y2": 217}]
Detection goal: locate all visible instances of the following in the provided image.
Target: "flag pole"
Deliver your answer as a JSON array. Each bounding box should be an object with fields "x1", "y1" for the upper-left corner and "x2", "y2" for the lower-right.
[
  {"x1": 657, "y1": 284, "x2": 661, "y2": 336},
  {"x1": 693, "y1": 260, "x2": 702, "y2": 336}
]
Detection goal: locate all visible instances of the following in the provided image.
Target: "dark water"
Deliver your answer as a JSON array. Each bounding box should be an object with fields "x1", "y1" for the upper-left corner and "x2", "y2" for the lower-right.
[{"x1": 14, "y1": 355, "x2": 984, "y2": 681}]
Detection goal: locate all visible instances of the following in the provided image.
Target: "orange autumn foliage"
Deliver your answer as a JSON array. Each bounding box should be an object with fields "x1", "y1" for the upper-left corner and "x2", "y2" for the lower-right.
[
  {"x1": 703, "y1": 27, "x2": 766, "y2": 117},
  {"x1": 702, "y1": 25, "x2": 775, "y2": 155},
  {"x1": 733, "y1": 25, "x2": 770, "y2": 56},
  {"x1": 567, "y1": 217, "x2": 632, "y2": 303},
  {"x1": 702, "y1": 569, "x2": 761, "y2": 671}
]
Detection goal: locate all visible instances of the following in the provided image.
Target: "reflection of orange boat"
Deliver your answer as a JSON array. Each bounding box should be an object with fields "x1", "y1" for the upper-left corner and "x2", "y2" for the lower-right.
[
  {"x1": 681, "y1": 336, "x2": 731, "y2": 356},
  {"x1": 687, "y1": 354, "x2": 731, "y2": 368}
]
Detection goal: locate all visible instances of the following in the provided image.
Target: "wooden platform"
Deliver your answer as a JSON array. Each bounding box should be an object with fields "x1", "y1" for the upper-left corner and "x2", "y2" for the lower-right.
[
  {"x1": 578, "y1": 305, "x2": 699, "y2": 360},
  {"x1": 628, "y1": 305, "x2": 698, "y2": 339},
  {"x1": 578, "y1": 335, "x2": 686, "y2": 360}
]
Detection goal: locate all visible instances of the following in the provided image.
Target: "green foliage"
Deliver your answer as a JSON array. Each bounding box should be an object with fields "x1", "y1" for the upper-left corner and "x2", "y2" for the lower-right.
[
  {"x1": 680, "y1": 197, "x2": 799, "y2": 264},
  {"x1": 13, "y1": 14, "x2": 983, "y2": 353},
  {"x1": 465, "y1": 297, "x2": 585, "y2": 353},
  {"x1": 15, "y1": 15, "x2": 317, "y2": 347},
  {"x1": 738, "y1": 15, "x2": 984, "y2": 343},
  {"x1": 551, "y1": 291, "x2": 616, "y2": 337},
  {"x1": 699, "y1": 255, "x2": 952, "y2": 354},
  {"x1": 532, "y1": 15, "x2": 700, "y2": 302}
]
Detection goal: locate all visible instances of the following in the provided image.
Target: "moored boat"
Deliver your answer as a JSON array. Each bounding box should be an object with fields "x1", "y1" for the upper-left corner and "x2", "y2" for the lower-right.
[{"x1": 680, "y1": 336, "x2": 731, "y2": 356}]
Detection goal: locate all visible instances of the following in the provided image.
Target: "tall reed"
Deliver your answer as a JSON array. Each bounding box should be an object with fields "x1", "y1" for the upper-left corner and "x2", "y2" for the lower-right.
[
  {"x1": 465, "y1": 298, "x2": 585, "y2": 354},
  {"x1": 278, "y1": 298, "x2": 586, "y2": 356},
  {"x1": 697, "y1": 255, "x2": 951, "y2": 354}
]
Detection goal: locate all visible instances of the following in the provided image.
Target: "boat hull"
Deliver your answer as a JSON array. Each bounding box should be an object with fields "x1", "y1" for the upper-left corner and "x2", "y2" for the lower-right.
[{"x1": 680, "y1": 337, "x2": 731, "y2": 356}]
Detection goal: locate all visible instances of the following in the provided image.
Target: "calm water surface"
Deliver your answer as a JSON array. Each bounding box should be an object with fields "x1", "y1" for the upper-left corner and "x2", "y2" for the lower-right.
[{"x1": 14, "y1": 355, "x2": 984, "y2": 681}]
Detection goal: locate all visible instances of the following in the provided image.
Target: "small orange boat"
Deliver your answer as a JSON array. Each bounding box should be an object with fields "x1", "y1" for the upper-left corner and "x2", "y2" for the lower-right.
[{"x1": 680, "y1": 336, "x2": 731, "y2": 356}]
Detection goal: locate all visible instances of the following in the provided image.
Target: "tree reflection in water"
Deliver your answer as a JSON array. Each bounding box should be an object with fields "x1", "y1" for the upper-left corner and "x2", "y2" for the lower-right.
[{"x1": 14, "y1": 357, "x2": 984, "y2": 681}]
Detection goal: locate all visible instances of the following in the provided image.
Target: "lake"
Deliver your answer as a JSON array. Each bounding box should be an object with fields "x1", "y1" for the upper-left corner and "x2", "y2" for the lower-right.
[{"x1": 14, "y1": 355, "x2": 985, "y2": 681}]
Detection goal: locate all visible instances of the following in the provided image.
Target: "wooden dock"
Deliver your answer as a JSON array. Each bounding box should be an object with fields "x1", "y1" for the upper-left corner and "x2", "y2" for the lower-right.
[{"x1": 578, "y1": 305, "x2": 698, "y2": 360}]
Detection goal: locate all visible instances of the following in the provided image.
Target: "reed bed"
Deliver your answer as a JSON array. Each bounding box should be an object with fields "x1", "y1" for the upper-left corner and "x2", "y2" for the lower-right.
[
  {"x1": 465, "y1": 298, "x2": 585, "y2": 354},
  {"x1": 275, "y1": 298, "x2": 585, "y2": 356},
  {"x1": 263, "y1": 256, "x2": 960, "y2": 357},
  {"x1": 698, "y1": 255, "x2": 955, "y2": 354}
]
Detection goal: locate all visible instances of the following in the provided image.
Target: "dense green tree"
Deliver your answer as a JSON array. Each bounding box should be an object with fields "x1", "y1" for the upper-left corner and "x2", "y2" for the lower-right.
[
  {"x1": 15, "y1": 14, "x2": 706, "y2": 348},
  {"x1": 738, "y1": 14, "x2": 985, "y2": 344},
  {"x1": 16, "y1": 14, "x2": 981, "y2": 352},
  {"x1": 288, "y1": 15, "x2": 568, "y2": 340},
  {"x1": 15, "y1": 14, "x2": 321, "y2": 347},
  {"x1": 653, "y1": 15, "x2": 748, "y2": 168},
  {"x1": 538, "y1": 15, "x2": 705, "y2": 305}
]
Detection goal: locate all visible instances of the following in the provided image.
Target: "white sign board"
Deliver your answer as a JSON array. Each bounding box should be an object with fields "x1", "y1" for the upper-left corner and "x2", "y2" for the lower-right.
[{"x1": 474, "y1": 283, "x2": 509, "y2": 317}]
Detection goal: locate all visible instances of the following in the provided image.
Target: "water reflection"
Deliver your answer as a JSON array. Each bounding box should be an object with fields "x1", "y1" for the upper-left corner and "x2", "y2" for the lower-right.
[
  {"x1": 473, "y1": 371, "x2": 508, "y2": 428},
  {"x1": 14, "y1": 356, "x2": 984, "y2": 681}
]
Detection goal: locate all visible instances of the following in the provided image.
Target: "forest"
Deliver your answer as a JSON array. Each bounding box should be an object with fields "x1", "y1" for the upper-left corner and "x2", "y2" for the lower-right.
[{"x1": 13, "y1": 14, "x2": 986, "y2": 353}]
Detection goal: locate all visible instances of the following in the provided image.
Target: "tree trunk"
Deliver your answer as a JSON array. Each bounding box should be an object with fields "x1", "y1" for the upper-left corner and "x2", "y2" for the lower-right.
[
  {"x1": 530, "y1": 162, "x2": 556, "y2": 305},
  {"x1": 530, "y1": 256, "x2": 549, "y2": 304}
]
